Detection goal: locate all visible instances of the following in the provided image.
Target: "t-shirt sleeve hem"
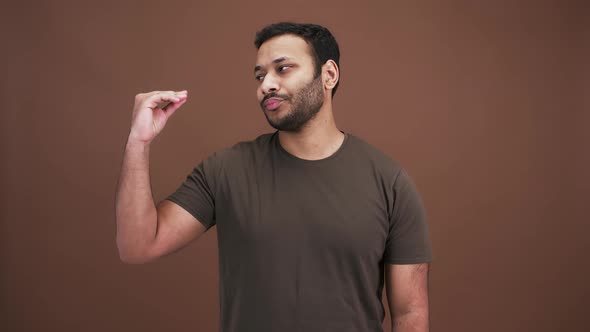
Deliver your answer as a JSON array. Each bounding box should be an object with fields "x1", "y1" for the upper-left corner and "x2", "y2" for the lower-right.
[
  {"x1": 384, "y1": 255, "x2": 432, "y2": 265},
  {"x1": 164, "y1": 197, "x2": 215, "y2": 230}
]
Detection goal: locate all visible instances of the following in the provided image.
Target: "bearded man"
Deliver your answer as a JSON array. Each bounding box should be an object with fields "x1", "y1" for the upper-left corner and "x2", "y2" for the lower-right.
[{"x1": 115, "y1": 22, "x2": 432, "y2": 332}]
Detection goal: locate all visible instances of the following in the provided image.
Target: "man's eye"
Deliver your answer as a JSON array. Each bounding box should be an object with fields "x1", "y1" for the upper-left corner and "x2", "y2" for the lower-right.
[
  {"x1": 255, "y1": 75, "x2": 264, "y2": 81},
  {"x1": 278, "y1": 65, "x2": 291, "y2": 72}
]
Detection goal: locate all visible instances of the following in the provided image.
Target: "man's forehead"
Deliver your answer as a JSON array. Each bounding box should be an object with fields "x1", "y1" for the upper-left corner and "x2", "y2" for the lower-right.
[{"x1": 255, "y1": 34, "x2": 312, "y2": 66}]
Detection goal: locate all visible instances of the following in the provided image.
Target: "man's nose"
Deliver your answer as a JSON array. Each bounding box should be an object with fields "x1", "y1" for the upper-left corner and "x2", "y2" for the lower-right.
[{"x1": 260, "y1": 74, "x2": 279, "y2": 95}]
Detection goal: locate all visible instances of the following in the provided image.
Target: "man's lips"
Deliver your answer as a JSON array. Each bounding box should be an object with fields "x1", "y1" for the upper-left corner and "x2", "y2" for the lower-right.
[{"x1": 263, "y1": 97, "x2": 283, "y2": 111}]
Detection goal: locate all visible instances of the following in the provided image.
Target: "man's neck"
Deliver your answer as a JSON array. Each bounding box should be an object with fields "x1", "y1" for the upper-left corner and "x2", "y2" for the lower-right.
[{"x1": 277, "y1": 104, "x2": 345, "y2": 161}]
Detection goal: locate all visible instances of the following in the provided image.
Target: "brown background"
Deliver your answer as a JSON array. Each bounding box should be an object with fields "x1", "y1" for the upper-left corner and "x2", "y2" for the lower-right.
[{"x1": 2, "y1": 0, "x2": 588, "y2": 331}]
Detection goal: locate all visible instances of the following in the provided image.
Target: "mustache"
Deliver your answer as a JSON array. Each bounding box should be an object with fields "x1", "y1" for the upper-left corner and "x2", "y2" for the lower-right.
[{"x1": 261, "y1": 93, "x2": 289, "y2": 108}]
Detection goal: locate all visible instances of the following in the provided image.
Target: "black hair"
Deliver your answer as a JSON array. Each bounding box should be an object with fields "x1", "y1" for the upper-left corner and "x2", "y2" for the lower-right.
[{"x1": 254, "y1": 22, "x2": 341, "y2": 98}]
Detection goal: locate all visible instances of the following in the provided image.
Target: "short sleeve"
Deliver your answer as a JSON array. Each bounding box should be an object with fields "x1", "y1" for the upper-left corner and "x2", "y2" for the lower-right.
[
  {"x1": 165, "y1": 156, "x2": 218, "y2": 230},
  {"x1": 383, "y1": 168, "x2": 432, "y2": 264}
]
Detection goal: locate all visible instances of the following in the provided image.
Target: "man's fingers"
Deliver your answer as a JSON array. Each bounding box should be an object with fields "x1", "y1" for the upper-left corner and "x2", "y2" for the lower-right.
[
  {"x1": 159, "y1": 94, "x2": 188, "y2": 110},
  {"x1": 148, "y1": 93, "x2": 182, "y2": 110},
  {"x1": 156, "y1": 99, "x2": 175, "y2": 110},
  {"x1": 134, "y1": 90, "x2": 188, "y2": 115},
  {"x1": 161, "y1": 98, "x2": 188, "y2": 117}
]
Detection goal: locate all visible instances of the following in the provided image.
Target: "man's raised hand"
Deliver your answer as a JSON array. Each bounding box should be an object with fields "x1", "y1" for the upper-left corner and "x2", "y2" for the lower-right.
[{"x1": 128, "y1": 90, "x2": 188, "y2": 144}]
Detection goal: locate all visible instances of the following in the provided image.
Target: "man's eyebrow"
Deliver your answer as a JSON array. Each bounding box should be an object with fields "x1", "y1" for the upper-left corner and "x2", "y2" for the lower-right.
[{"x1": 254, "y1": 57, "x2": 292, "y2": 73}]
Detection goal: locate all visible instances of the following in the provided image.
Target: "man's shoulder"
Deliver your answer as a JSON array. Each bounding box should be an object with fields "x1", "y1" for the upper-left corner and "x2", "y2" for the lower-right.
[
  {"x1": 347, "y1": 133, "x2": 418, "y2": 194},
  {"x1": 347, "y1": 132, "x2": 403, "y2": 173}
]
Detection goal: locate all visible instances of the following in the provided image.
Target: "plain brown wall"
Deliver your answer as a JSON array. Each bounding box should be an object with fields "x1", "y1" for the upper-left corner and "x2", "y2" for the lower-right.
[{"x1": 2, "y1": 0, "x2": 588, "y2": 331}]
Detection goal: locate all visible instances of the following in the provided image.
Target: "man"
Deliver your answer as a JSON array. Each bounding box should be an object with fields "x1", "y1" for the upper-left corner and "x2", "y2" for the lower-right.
[{"x1": 116, "y1": 22, "x2": 432, "y2": 332}]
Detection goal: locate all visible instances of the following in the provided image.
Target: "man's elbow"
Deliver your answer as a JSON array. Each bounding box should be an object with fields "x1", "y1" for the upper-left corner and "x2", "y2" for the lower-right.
[
  {"x1": 116, "y1": 238, "x2": 156, "y2": 264},
  {"x1": 392, "y1": 307, "x2": 429, "y2": 331},
  {"x1": 394, "y1": 303, "x2": 429, "y2": 317}
]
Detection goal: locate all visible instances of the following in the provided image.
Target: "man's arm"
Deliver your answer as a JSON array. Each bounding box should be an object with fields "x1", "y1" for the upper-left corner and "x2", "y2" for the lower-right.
[
  {"x1": 115, "y1": 90, "x2": 207, "y2": 264},
  {"x1": 385, "y1": 263, "x2": 430, "y2": 332}
]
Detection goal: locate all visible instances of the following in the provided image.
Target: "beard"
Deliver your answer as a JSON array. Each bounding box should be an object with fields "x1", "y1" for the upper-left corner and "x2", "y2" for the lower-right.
[{"x1": 260, "y1": 74, "x2": 325, "y2": 132}]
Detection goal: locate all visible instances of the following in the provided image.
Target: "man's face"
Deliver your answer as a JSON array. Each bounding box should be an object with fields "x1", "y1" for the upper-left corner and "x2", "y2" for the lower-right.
[{"x1": 254, "y1": 34, "x2": 325, "y2": 132}]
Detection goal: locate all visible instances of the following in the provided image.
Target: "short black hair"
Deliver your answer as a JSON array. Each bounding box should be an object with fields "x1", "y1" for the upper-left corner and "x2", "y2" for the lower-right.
[{"x1": 254, "y1": 22, "x2": 341, "y2": 98}]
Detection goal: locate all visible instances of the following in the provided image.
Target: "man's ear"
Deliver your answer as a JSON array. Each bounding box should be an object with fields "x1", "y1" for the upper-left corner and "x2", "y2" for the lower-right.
[{"x1": 322, "y1": 60, "x2": 339, "y2": 91}]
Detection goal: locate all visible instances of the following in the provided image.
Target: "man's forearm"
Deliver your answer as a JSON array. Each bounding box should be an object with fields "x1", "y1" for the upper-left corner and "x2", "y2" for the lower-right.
[
  {"x1": 391, "y1": 310, "x2": 429, "y2": 332},
  {"x1": 114, "y1": 138, "x2": 158, "y2": 262}
]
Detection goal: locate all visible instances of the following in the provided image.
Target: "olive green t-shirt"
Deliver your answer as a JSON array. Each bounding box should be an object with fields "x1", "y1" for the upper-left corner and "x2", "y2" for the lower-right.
[{"x1": 166, "y1": 130, "x2": 432, "y2": 332}]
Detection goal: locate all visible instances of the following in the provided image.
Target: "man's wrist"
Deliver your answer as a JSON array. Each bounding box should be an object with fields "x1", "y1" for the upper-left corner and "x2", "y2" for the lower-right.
[{"x1": 126, "y1": 136, "x2": 151, "y2": 151}]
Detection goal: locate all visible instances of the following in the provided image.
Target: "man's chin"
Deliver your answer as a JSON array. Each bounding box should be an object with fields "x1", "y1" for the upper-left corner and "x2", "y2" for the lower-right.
[
  {"x1": 265, "y1": 116, "x2": 285, "y2": 130},
  {"x1": 265, "y1": 115, "x2": 293, "y2": 131}
]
